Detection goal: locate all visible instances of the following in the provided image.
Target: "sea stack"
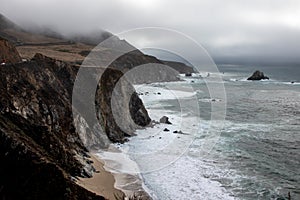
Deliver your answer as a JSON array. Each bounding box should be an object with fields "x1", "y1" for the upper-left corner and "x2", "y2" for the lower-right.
[{"x1": 247, "y1": 70, "x2": 269, "y2": 80}]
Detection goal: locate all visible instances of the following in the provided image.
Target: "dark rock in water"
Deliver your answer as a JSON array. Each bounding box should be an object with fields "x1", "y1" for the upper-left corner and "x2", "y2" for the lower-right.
[
  {"x1": 291, "y1": 81, "x2": 294, "y2": 84},
  {"x1": 129, "y1": 89, "x2": 151, "y2": 127},
  {"x1": 185, "y1": 73, "x2": 192, "y2": 77},
  {"x1": 173, "y1": 130, "x2": 184, "y2": 134},
  {"x1": 160, "y1": 116, "x2": 172, "y2": 124},
  {"x1": 157, "y1": 92, "x2": 161, "y2": 95},
  {"x1": 247, "y1": 70, "x2": 269, "y2": 80},
  {"x1": 163, "y1": 128, "x2": 170, "y2": 132}
]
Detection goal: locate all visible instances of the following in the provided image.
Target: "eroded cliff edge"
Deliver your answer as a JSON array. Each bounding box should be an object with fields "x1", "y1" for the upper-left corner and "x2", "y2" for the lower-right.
[{"x1": 0, "y1": 38, "x2": 150, "y2": 199}]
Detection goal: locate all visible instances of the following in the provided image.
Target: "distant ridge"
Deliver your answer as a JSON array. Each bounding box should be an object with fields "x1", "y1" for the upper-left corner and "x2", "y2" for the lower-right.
[
  {"x1": 162, "y1": 60, "x2": 195, "y2": 74},
  {"x1": 0, "y1": 13, "x2": 113, "y2": 46}
]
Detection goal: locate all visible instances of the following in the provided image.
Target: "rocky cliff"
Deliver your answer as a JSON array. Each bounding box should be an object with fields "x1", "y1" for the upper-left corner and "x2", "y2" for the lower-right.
[
  {"x1": 97, "y1": 67, "x2": 151, "y2": 142},
  {"x1": 0, "y1": 37, "x2": 21, "y2": 63},
  {"x1": 0, "y1": 39, "x2": 150, "y2": 199}
]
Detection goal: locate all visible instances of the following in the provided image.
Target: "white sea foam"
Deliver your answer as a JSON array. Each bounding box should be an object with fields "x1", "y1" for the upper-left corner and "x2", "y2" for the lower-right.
[
  {"x1": 96, "y1": 82, "x2": 235, "y2": 199},
  {"x1": 97, "y1": 69, "x2": 300, "y2": 199},
  {"x1": 228, "y1": 77, "x2": 300, "y2": 86},
  {"x1": 134, "y1": 84, "x2": 197, "y2": 102},
  {"x1": 142, "y1": 155, "x2": 236, "y2": 200},
  {"x1": 127, "y1": 83, "x2": 235, "y2": 199}
]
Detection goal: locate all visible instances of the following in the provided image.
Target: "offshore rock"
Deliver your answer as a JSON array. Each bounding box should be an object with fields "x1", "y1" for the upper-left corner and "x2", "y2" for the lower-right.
[
  {"x1": 160, "y1": 116, "x2": 172, "y2": 124},
  {"x1": 247, "y1": 70, "x2": 269, "y2": 80}
]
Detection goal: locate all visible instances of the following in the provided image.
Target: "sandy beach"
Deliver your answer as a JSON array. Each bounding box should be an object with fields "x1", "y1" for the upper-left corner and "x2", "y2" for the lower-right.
[
  {"x1": 76, "y1": 152, "x2": 153, "y2": 200},
  {"x1": 76, "y1": 154, "x2": 125, "y2": 200}
]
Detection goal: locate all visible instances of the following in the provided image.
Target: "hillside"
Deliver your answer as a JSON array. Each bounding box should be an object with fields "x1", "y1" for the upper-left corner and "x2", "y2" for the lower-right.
[
  {"x1": 0, "y1": 13, "x2": 95, "y2": 63},
  {"x1": 0, "y1": 13, "x2": 65, "y2": 45}
]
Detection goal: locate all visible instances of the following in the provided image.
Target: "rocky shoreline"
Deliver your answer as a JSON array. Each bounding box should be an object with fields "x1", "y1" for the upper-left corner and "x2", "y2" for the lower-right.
[{"x1": 0, "y1": 37, "x2": 152, "y2": 199}]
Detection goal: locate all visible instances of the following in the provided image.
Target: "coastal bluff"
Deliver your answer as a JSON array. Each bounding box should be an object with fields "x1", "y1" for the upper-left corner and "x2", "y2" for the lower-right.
[{"x1": 0, "y1": 39, "x2": 150, "y2": 199}]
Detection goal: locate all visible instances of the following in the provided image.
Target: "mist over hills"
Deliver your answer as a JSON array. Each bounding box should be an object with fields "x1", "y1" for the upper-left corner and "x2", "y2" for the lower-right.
[
  {"x1": 0, "y1": 13, "x2": 109, "y2": 46},
  {"x1": 0, "y1": 13, "x2": 194, "y2": 75}
]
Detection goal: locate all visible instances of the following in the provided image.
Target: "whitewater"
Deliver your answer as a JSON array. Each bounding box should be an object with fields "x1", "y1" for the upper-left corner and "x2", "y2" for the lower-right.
[{"x1": 98, "y1": 65, "x2": 300, "y2": 200}]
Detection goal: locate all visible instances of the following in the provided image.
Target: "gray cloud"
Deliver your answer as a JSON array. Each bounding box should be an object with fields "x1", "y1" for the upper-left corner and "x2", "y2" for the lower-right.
[{"x1": 1, "y1": 0, "x2": 300, "y2": 64}]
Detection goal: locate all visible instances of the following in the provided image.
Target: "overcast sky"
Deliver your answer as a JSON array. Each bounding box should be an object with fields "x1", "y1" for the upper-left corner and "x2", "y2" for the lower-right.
[{"x1": 1, "y1": 0, "x2": 300, "y2": 65}]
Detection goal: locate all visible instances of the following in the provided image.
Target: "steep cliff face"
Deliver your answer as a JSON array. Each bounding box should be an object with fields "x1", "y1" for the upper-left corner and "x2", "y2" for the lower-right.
[
  {"x1": 0, "y1": 116, "x2": 104, "y2": 200},
  {"x1": 0, "y1": 41, "x2": 150, "y2": 199},
  {"x1": 96, "y1": 67, "x2": 151, "y2": 142},
  {"x1": 0, "y1": 54, "x2": 102, "y2": 199}
]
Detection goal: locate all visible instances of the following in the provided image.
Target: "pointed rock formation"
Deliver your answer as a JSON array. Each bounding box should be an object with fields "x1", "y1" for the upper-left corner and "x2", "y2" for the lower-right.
[
  {"x1": 247, "y1": 70, "x2": 269, "y2": 80},
  {"x1": 0, "y1": 37, "x2": 21, "y2": 64}
]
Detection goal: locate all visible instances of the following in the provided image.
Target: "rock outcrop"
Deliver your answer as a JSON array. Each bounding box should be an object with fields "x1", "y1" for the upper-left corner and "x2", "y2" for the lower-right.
[
  {"x1": 247, "y1": 70, "x2": 269, "y2": 80},
  {"x1": 160, "y1": 116, "x2": 172, "y2": 124},
  {"x1": 96, "y1": 67, "x2": 151, "y2": 142},
  {"x1": 0, "y1": 37, "x2": 21, "y2": 63},
  {"x1": 0, "y1": 40, "x2": 150, "y2": 199}
]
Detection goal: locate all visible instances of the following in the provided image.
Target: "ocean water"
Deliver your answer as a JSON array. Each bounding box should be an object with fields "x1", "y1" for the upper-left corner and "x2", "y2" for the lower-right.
[{"x1": 99, "y1": 65, "x2": 300, "y2": 200}]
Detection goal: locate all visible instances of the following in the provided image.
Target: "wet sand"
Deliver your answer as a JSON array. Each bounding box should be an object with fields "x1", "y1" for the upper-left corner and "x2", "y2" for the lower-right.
[{"x1": 76, "y1": 154, "x2": 125, "y2": 200}]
